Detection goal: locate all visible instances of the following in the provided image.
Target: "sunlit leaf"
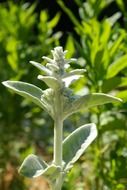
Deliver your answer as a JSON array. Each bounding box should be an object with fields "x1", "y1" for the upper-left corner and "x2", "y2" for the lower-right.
[
  {"x1": 65, "y1": 35, "x2": 75, "y2": 59},
  {"x1": 40, "y1": 10, "x2": 48, "y2": 23},
  {"x1": 48, "y1": 12, "x2": 61, "y2": 29},
  {"x1": 107, "y1": 54, "x2": 127, "y2": 78},
  {"x1": 109, "y1": 31, "x2": 125, "y2": 58},
  {"x1": 107, "y1": 12, "x2": 122, "y2": 26},
  {"x1": 119, "y1": 77, "x2": 127, "y2": 87},
  {"x1": 116, "y1": 90, "x2": 127, "y2": 102}
]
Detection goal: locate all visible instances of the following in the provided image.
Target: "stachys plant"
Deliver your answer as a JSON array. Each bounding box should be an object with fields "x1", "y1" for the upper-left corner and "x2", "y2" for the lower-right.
[{"x1": 2, "y1": 47, "x2": 121, "y2": 190}]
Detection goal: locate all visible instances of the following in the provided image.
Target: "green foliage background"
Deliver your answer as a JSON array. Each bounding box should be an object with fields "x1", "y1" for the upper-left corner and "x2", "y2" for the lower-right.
[{"x1": 0, "y1": 0, "x2": 127, "y2": 190}]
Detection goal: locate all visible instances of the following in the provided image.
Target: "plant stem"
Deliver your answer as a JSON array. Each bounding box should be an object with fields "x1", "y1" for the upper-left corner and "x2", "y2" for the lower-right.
[
  {"x1": 53, "y1": 89, "x2": 63, "y2": 190},
  {"x1": 54, "y1": 117, "x2": 63, "y2": 166}
]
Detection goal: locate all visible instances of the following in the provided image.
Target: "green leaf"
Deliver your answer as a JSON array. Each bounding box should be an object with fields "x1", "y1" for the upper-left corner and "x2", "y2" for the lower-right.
[
  {"x1": 40, "y1": 10, "x2": 48, "y2": 23},
  {"x1": 100, "y1": 116, "x2": 126, "y2": 133},
  {"x1": 107, "y1": 54, "x2": 127, "y2": 78},
  {"x1": 19, "y1": 154, "x2": 61, "y2": 180},
  {"x1": 102, "y1": 77, "x2": 121, "y2": 93},
  {"x1": 48, "y1": 12, "x2": 61, "y2": 29},
  {"x1": 116, "y1": 0, "x2": 125, "y2": 12},
  {"x1": 63, "y1": 93, "x2": 122, "y2": 119},
  {"x1": 119, "y1": 77, "x2": 127, "y2": 87},
  {"x1": 109, "y1": 31, "x2": 125, "y2": 58},
  {"x1": 116, "y1": 90, "x2": 127, "y2": 102},
  {"x1": 57, "y1": 0, "x2": 83, "y2": 32},
  {"x1": 63, "y1": 123, "x2": 97, "y2": 171},
  {"x1": 65, "y1": 35, "x2": 75, "y2": 59},
  {"x1": 101, "y1": 20, "x2": 111, "y2": 45}
]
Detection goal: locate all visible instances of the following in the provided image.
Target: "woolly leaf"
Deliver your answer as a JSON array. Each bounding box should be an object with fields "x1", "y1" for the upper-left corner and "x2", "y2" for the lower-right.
[
  {"x1": 2, "y1": 81, "x2": 54, "y2": 117},
  {"x1": 63, "y1": 93, "x2": 122, "y2": 119},
  {"x1": 38, "y1": 75, "x2": 60, "y2": 89},
  {"x1": 19, "y1": 154, "x2": 48, "y2": 178},
  {"x1": 2, "y1": 81, "x2": 44, "y2": 108},
  {"x1": 19, "y1": 154, "x2": 61, "y2": 180},
  {"x1": 30, "y1": 61, "x2": 51, "y2": 75},
  {"x1": 63, "y1": 123, "x2": 97, "y2": 171}
]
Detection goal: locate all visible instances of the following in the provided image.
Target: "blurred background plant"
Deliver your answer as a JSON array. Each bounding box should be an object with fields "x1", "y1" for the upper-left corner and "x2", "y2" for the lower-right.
[
  {"x1": 1, "y1": 0, "x2": 127, "y2": 190},
  {"x1": 58, "y1": 0, "x2": 127, "y2": 189}
]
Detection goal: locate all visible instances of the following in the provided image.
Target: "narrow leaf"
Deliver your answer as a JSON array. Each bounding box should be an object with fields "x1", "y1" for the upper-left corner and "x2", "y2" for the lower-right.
[
  {"x1": 57, "y1": 0, "x2": 83, "y2": 32},
  {"x1": 63, "y1": 93, "x2": 122, "y2": 119},
  {"x1": 30, "y1": 61, "x2": 51, "y2": 75},
  {"x1": 109, "y1": 31, "x2": 125, "y2": 58},
  {"x1": 102, "y1": 77, "x2": 121, "y2": 93},
  {"x1": 63, "y1": 123, "x2": 97, "y2": 171},
  {"x1": 64, "y1": 69, "x2": 86, "y2": 77},
  {"x1": 46, "y1": 63, "x2": 59, "y2": 71},
  {"x1": 107, "y1": 12, "x2": 122, "y2": 26},
  {"x1": 62, "y1": 75, "x2": 83, "y2": 87},
  {"x1": 48, "y1": 12, "x2": 61, "y2": 28},
  {"x1": 107, "y1": 54, "x2": 127, "y2": 78},
  {"x1": 65, "y1": 35, "x2": 75, "y2": 59}
]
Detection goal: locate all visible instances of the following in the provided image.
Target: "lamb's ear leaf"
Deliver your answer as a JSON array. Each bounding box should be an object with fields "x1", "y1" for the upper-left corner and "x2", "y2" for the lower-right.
[
  {"x1": 2, "y1": 81, "x2": 44, "y2": 108},
  {"x1": 63, "y1": 123, "x2": 97, "y2": 171},
  {"x1": 38, "y1": 75, "x2": 60, "y2": 89},
  {"x1": 30, "y1": 61, "x2": 51, "y2": 75},
  {"x1": 63, "y1": 93, "x2": 122, "y2": 119},
  {"x1": 2, "y1": 81, "x2": 54, "y2": 117},
  {"x1": 43, "y1": 164, "x2": 61, "y2": 181},
  {"x1": 19, "y1": 154, "x2": 48, "y2": 178},
  {"x1": 19, "y1": 154, "x2": 61, "y2": 180}
]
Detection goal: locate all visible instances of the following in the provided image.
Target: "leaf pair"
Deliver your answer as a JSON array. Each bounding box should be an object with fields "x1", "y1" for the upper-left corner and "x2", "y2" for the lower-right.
[{"x1": 2, "y1": 81, "x2": 122, "y2": 120}]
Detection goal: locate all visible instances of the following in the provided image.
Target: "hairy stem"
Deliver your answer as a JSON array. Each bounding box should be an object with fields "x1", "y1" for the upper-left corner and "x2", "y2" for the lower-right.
[
  {"x1": 53, "y1": 89, "x2": 63, "y2": 190},
  {"x1": 54, "y1": 117, "x2": 63, "y2": 166}
]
